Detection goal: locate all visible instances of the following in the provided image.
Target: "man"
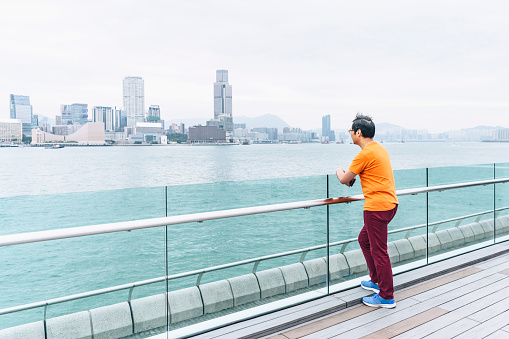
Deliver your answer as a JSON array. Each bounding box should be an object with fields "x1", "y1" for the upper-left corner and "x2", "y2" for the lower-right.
[{"x1": 336, "y1": 113, "x2": 399, "y2": 308}]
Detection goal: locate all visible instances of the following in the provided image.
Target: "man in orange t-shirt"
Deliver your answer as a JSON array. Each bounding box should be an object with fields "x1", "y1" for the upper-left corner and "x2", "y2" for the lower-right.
[{"x1": 336, "y1": 114, "x2": 399, "y2": 309}]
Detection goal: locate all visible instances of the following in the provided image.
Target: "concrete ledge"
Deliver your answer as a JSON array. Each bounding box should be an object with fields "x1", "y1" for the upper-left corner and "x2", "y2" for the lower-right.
[
  {"x1": 436, "y1": 229, "x2": 454, "y2": 250},
  {"x1": 0, "y1": 321, "x2": 45, "y2": 339},
  {"x1": 89, "y1": 302, "x2": 132, "y2": 339},
  {"x1": 199, "y1": 280, "x2": 234, "y2": 314},
  {"x1": 329, "y1": 253, "x2": 349, "y2": 280},
  {"x1": 344, "y1": 249, "x2": 367, "y2": 274},
  {"x1": 458, "y1": 224, "x2": 475, "y2": 243},
  {"x1": 478, "y1": 220, "x2": 494, "y2": 238},
  {"x1": 303, "y1": 257, "x2": 327, "y2": 286},
  {"x1": 407, "y1": 234, "x2": 427, "y2": 258},
  {"x1": 168, "y1": 286, "x2": 203, "y2": 324},
  {"x1": 393, "y1": 239, "x2": 415, "y2": 262},
  {"x1": 470, "y1": 222, "x2": 486, "y2": 241},
  {"x1": 446, "y1": 227, "x2": 465, "y2": 247},
  {"x1": 255, "y1": 268, "x2": 286, "y2": 299},
  {"x1": 131, "y1": 293, "x2": 167, "y2": 333},
  {"x1": 46, "y1": 311, "x2": 92, "y2": 339},
  {"x1": 427, "y1": 233, "x2": 441, "y2": 253},
  {"x1": 228, "y1": 274, "x2": 261, "y2": 306},
  {"x1": 279, "y1": 263, "x2": 309, "y2": 293}
]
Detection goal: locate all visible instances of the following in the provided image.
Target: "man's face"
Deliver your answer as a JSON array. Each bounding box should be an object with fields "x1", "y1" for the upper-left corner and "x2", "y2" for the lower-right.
[{"x1": 350, "y1": 128, "x2": 360, "y2": 145}]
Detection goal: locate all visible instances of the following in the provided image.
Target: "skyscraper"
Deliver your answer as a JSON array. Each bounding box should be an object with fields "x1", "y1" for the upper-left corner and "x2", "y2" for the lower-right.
[
  {"x1": 61, "y1": 103, "x2": 88, "y2": 125},
  {"x1": 147, "y1": 105, "x2": 161, "y2": 124},
  {"x1": 213, "y1": 70, "x2": 233, "y2": 133},
  {"x1": 322, "y1": 114, "x2": 335, "y2": 142},
  {"x1": 9, "y1": 94, "x2": 33, "y2": 135},
  {"x1": 93, "y1": 106, "x2": 118, "y2": 131},
  {"x1": 123, "y1": 76, "x2": 145, "y2": 128}
]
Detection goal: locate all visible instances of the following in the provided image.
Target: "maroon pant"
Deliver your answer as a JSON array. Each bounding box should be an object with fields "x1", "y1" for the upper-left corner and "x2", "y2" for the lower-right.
[{"x1": 358, "y1": 205, "x2": 398, "y2": 300}]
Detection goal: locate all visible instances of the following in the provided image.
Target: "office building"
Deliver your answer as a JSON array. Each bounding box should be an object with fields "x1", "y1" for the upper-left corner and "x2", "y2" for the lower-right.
[
  {"x1": 322, "y1": 115, "x2": 330, "y2": 142},
  {"x1": 189, "y1": 125, "x2": 226, "y2": 143},
  {"x1": 9, "y1": 94, "x2": 33, "y2": 135},
  {"x1": 61, "y1": 103, "x2": 89, "y2": 125},
  {"x1": 213, "y1": 70, "x2": 233, "y2": 133},
  {"x1": 123, "y1": 76, "x2": 145, "y2": 128},
  {"x1": 252, "y1": 127, "x2": 278, "y2": 141},
  {"x1": 0, "y1": 119, "x2": 23, "y2": 143},
  {"x1": 93, "y1": 106, "x2": 120, "y2": 132},
  {"x1": 147, "y1": 105, "x2": 161, "y2": 125}
]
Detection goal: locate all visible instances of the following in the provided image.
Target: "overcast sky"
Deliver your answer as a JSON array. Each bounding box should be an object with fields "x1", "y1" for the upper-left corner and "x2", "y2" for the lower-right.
[{"x1": 1, "y1": 0, "x2": 508, "y2": 133}]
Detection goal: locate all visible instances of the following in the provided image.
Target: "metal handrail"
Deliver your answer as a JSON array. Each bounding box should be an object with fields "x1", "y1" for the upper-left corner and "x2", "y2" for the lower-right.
[{"x1": 1, "y1": 178, "x2": 508, "y2": 247}]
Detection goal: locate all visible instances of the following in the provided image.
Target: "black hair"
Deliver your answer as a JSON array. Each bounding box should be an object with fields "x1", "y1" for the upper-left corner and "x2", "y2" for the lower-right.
[{"x1": 352, "y1": 113, "x2": 375, "y2": 138}]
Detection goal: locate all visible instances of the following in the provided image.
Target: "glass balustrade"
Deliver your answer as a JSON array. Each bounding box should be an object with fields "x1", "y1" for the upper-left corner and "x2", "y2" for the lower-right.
[{"x1": 0, "y1": 164, "x2": 508, "y2": 337}]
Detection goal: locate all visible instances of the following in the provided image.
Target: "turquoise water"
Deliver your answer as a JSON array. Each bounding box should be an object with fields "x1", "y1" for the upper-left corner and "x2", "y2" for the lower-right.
[{"x1": 1, "y1": 143, "x2": 509, "y2": 329}]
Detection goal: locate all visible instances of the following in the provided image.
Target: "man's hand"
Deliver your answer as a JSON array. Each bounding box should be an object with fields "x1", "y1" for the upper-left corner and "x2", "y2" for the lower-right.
[{"x1": 336, "y1": 168, "x2": 356, "y2": 187}]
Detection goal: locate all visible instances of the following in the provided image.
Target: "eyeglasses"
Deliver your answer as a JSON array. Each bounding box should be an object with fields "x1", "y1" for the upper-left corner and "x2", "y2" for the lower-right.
[{"x1": 348, "y1": 129, "x2": 355, "y2": 133}]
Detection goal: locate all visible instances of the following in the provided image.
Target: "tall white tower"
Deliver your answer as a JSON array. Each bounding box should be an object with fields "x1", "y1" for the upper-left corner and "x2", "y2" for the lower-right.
[
  {"x1": 213, "y1": 70, "x2": 233, "y2": 133},
  {"x1": 123, "y1": 76, "x2": 145, "y2": 128}
]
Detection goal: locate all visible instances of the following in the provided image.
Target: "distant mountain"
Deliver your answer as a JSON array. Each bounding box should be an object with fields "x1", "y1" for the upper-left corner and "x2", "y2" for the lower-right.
[{"x1": 234, "y1": 114, "x2": 291, "y2": 131}]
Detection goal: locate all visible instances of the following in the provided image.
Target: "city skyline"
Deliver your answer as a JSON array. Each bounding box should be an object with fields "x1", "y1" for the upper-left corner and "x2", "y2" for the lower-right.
[{"x1": 1, "y1": 1, "x2": 509, "y2": 133}]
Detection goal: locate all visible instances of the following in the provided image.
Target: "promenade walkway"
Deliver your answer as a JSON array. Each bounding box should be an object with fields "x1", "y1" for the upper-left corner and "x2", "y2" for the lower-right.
[{"x1": 185, "y1": 241, "x2": 509, "y2": 339}]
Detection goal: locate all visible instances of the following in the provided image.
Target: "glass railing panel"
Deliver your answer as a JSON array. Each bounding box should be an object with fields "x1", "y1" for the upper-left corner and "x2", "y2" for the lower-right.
[
  {"x1": 165, "y1": 176, "x2": 327, "y2": 337},
  {"x1": 427, "y1": 183, "x2": 495, "y2": 264},
  {"x1": 495, "y1": 163, "x2": 509, "y2": 243},
  {"x1": 427, "y1": 163, "x2": 494, "y2": 186},
  {"x1": 165, "y1": 175, "x2": 327, "y2": 217},
  {"x1": 0, "y1": 187, "x2": 167, "y2": 335}
]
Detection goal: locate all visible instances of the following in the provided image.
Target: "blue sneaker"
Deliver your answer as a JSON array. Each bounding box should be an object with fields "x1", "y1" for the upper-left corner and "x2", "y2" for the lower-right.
[
  {"x1": 361, "y1": 280, "x2": 380, "y2": 293},
  {"x1": 362, "y1": 293, "x2": 396, "y2": 308}
]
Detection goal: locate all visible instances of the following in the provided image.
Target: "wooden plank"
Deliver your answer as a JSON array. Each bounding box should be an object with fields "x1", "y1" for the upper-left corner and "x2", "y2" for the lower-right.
[
  {"x1": 190, "y1": 296, "x2": 343, "y2": 338},
  {"x1": 267, "y1": 335, "x2": 289, "y2": 339},
  {"x1": 423, "y1": 318, "x2": 479, "y2": 339},
  {"x1": 439, "y1": 277, "x2": 509, "y2": 311},
  {"x1": 358, "y1": 307, "x2": 448, "y2": 339},
  {"x1": 454, "y1": 310, "x2": 509, "y2": 339},
  {"x1": 473, "y1": 253, "x2": 509, "y2": 269},
  {"x1": 280, "y1": 305, "x2": 374, "y2": 339},
  {"x1": 468, "y1": 298, "x2": 509, "y2": 323},
  {"x1": 500, "y1": 268, "x2": 509, "y2": 275},
  {"x1": 483, "y1": 330, "x2": 509, "y2": 338},
  {"x1": 395, "y1": 267, "x2": 483, "y2": 301},
  {"x1": 217, "y1": 298, "x2": 346, "y2": 339},
  {"x1": 301, "y1": 299, "x2": 419, "y2": 339},
  {"x1": 329, "y1": 273, "x2": 504, "y2": 339},
  {"x1": 411, "y1": 269, "x2": 501, "y2": 301},
  {"x1": 394, "y1": 287, "x2": 509, "y2": 339}
]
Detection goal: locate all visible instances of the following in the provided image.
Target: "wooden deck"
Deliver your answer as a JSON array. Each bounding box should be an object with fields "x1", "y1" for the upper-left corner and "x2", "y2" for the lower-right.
[{"x1": 187, "y1": 241, "x2": 509, "y2": 339}]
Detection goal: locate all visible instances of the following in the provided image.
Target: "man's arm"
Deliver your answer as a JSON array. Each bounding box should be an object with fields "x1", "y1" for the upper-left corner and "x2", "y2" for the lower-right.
[{"x1": 336, "y1": 168, "x2": 356, "y2": 186}]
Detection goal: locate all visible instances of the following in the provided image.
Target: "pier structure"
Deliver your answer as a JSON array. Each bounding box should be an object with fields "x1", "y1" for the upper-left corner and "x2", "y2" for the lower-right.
[{"x1": 0, "y1": 172, "x2": 508, "y2": 338}]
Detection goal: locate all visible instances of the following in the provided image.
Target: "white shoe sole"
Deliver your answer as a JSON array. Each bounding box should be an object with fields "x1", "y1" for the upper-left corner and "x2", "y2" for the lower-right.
[
  {"x1": 362, "y1": 300, "x2": 396, "y2": 308},
  {"x1": 361, "y1": 285, "x2": 380, "y2": 293}
]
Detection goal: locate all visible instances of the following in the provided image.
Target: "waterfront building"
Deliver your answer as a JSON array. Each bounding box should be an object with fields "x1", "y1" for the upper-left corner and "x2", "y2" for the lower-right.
[
  {"x1": 494, "y1": 128, "x2": 509, "y2": 141},
  {"x1": 168, "y1": 123, "x2": 185, "y2": 135},
  {"x1": 9, "y1": 94, "x2": 33, "y2": 135},
  {"x1": 252, "y1": 127, "x2": 278, "y2": 141},
  {"x1": 128, "y1": 122, "x2": 165, "y2": 143},
  {"x1": 213, "y1": 70, "x2": 233, "y2": 133},
  {"x1": 32, "y1": 122, "x2": 105, "y2": 144},
  {"x1": 60, "y1": 103, "x2": 89, "y2": 125},
  {"x1": 147, "y1": 105, "x2": 161, "y2": 126},
  {"x1": 188, "y1": 125, "x2": 226, "y2": 143},
  {"x1": 92, "y1": 106, "x2": 120, "y2": 132},
  {"x1": 123, "y1": 76, "x2": 145, "y2": 128},
  {"x1": 0, "y1": 119, "x2": 22, "y2": 143},
  {"x1": 321, "y1": 114, "x2": 335, "y2": 142}
]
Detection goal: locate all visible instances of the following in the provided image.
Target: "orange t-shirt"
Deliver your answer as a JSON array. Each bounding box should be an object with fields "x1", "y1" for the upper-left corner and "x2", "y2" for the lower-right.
[{"x1": 348, "y1": 141, "x2": 398, "y2": 211}]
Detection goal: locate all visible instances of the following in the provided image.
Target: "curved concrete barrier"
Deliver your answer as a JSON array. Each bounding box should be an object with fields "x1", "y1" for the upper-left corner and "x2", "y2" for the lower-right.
[{"x1": 1, "y1": 217, "x2": 508, "y2": 339}]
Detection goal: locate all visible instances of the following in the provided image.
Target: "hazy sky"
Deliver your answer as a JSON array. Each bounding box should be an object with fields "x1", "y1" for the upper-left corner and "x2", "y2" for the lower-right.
[{"x1": 1, "y1": 0, "x2": 508, "y2": 133}]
